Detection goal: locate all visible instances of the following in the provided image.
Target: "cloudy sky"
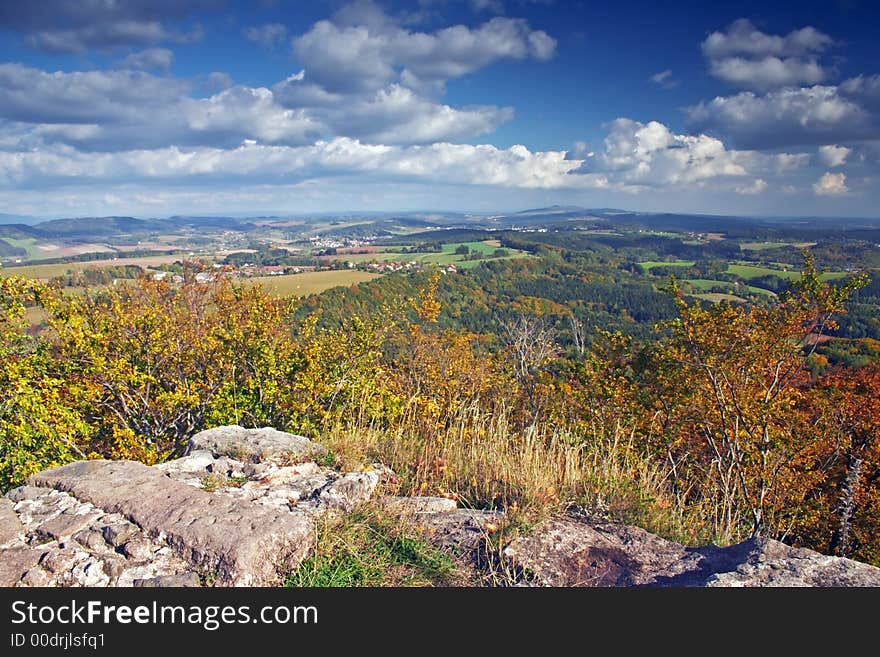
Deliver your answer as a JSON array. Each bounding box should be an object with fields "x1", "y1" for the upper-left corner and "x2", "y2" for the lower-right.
[{"x1": 0, "y1": 0, "x2": 878, "y2": 218}]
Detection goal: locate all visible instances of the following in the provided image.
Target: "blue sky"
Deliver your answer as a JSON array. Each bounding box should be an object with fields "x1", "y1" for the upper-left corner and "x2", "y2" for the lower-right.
[{"x1": 0, "y1": 0, "x2": 878, "y2": 218}]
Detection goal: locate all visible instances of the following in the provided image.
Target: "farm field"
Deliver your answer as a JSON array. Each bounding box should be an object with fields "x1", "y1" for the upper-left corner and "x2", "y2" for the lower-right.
[
  {"x1": 2, "y1": 238, "x2": 117, "y2": 261},
  {"x1": 322, "y1": 240, "x2": 529, "y2": 267},
  {"x1": 683, "y1": 278, "x2": 776, "y2": 298},
  {"x1": 637, "y1": 260, "x2": 695, "y2": 272},
  {"x1": 739, "y1": 241, "x2": 818, "y2": 250},
  {"x1": 726, "y1": 263, "x2": 849, "y2": 281},
  {"x1": 0, "y1": 254, "x2": 187, "y2": 280},
  {"x1": 693, "y1": 292, "x2": 748, "y2": 303},
  {"x1": 246, "y1": 270, "x2": 380, "y2": 297}
]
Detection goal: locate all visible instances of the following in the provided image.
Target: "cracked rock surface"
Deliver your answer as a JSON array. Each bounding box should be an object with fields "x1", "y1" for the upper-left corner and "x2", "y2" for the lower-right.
[{"x1": 2, "y1": 425, "x2": 879, "y2": 587}]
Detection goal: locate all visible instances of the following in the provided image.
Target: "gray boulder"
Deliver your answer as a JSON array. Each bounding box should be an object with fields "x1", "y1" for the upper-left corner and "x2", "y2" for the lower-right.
[
  {"x1": 29, "y1": 460, "x2": 314, "y2": 586},
  {"x1": 187, "y1": 425, "x2": 327, "y2": 463},
  {"x1": 501, "y1": 517, "x2": 880, "y2": 587}
]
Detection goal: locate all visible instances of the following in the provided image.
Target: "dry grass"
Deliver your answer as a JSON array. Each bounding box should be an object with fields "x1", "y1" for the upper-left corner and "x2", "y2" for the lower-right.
[{"x1": 320, "y1": 403, "x2": 701, "y2": 545}]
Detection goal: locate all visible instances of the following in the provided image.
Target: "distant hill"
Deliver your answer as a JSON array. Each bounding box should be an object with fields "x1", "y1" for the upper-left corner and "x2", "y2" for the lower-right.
[
  {"x1": 0, "y1": 224, "x2": 41, "y2": 239},
  {"x1": 32, "y1": 216, "x2": 168, "y2": 238},
  {"x1": 0, "y1": 212, "x2": 39, "y2": 225},
  {"x1": 165, "y1": 216, "x2": 258, "y2": 231}
]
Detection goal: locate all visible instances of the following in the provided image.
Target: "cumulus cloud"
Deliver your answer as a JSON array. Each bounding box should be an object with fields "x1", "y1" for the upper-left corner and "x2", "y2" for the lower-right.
[
  {"x1": 818, "y1": 144, "x2": 851, "y2": 167},
  {"x1": 119, "y1": 48, "x2": 174, "y2": 71},
  {"x1": 687, "y1": 85, "x2": 876, "y2": 149},
  {"x1": 0, "y1": 64, "x2": 322, "y2": 150},
  {"x1": 317, "y1": 84, "x2": 512, "y2": 144},
  {"x1": 813, "y1": 171, "x2": 848, "y2": 195},
  {"x1": 0, "y1": 138, "x2": 592, "y2": 191},
  {"x1": 243, "y1": 23, "x2": 287, "y2": 49},
  {"x1": 292, "y1": 2, "x2": 555, "y2": 94},
  {"x1": 0, "y1": 64, "x2": 188, "y2": 125},
  {"x1": 708, "y1": 56, "x2": 826, "y2": 91},
  {"x1": 650, "y1": 69, "x2": 679, "y2": 89},
  {"x1": 0, "y1": 1, "x2": 217, "y2": 53},
  {"x1": 576, "y1": 118, "x2": 749, "y2": 186},
  {"x1": 702, "y1": 19, "x2": 833, "y2": 59},
  {"x1": 735, "y1": 178, "x2": 767, "y2": 195},
  {"x1": 702, "y1": 19, "x2": 834, "y2": 91}
]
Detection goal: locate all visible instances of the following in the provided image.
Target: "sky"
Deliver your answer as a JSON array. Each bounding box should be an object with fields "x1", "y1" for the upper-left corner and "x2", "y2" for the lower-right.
[{"x1": 0, "y1": 0, "x2": 879, "y2": 218}]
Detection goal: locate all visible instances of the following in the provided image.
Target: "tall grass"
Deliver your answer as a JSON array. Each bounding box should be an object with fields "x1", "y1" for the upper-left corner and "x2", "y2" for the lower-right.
[{"x1": 321, "y1": 401, "x2": 707, "y2": 545}]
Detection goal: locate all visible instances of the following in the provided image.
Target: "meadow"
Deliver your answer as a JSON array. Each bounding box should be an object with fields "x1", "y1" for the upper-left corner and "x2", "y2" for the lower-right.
[{"x1": 246, "y1": 270, "x2": 381, "y2": 296}]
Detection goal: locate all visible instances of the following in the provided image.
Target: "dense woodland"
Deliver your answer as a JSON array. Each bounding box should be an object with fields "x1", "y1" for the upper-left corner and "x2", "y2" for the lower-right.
[{"x1": 2, "y1": 233, "x2": 879, "y2": 565}]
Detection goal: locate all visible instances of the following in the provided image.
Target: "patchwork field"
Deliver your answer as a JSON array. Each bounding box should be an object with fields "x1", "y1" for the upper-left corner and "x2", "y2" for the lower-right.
[
  {"x1": 0, "y1": 254, "x2": 187, "y2": 280},
  {"x1": 321, "y1": 240, "x2": 529, "y2": 268},
  {"x1": 245, "y1": 270, "x2": 381, "y2": 296},
  {"x1": 726, "y1": 263, "x2": 849, "y2": 281},
  {"x1": 637, "y1": 260, "x2": 696, "y2": 273},
  {"x1": 693, "y1": 292, "x2": 748, "y2": 304}
]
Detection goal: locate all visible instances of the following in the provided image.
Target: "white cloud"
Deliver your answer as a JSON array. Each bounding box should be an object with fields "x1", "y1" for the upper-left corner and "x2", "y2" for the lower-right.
[
  {"x1": 735, "y1": 178, "x2": 767, "y2": 195},
  {"x1": 292, "y1": 3, "x2": 555, "y2": 94},
  {"x1": 708, "y1": 56, "x2": 826, "y2": 91},
  {"x1": 578, "y1": 118, "x2": 751, "y2": 186},
  {"x1": 812, "y1": 171, "x2": 848, "y2": 196},
  {"x1": 119, "y1": 48, "x2": 174, "y2": 71},
  {"x1": 650, "y1": 69, "x2": 679, "y2": 89},
  {"x1": 0, "y1": 138, "x2": 592, "y2": 190},
  {"x1": 817, "y1": 144, "x2": 851, "y2": 167},
  {"x1": 0, "y1": 1, "x2": 216, "y2": 53},
  {"x1": 687, "y1": 85, "x2": 872, "y2": 149},
  {"x1": 702, "y1": 19, "x2": 834, "y2": 91},
  {"x1": 0, "y1": 63, "x2": 189, "y2": 125},
  {"x1": 702, "y1": 19, "x2": 833, "y2": 59},
  {"x1": 243, "y1": 23, "x2": 288, "y2": 50},
  {"x1": 329, "y1": 84, "x2": 512, "y2": 143}
]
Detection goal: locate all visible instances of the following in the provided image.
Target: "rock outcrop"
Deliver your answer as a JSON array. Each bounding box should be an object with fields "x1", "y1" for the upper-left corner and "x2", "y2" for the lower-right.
[
  {"x1": 500, "y1": 519, "x2": 880, "y2": 587},
  {"x1": 1, "y1": 425, "x2": 879, "y2": 587}
]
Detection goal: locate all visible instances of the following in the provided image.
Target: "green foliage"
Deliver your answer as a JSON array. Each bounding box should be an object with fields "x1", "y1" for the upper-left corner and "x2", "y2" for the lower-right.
[{"x1": 0, "y1": 271, "x2": 91, "y2": 490}]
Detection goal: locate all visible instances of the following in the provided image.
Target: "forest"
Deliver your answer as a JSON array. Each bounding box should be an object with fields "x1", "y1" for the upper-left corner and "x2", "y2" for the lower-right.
[{"x1": 2, "y1": 240, "x2": 878, "y2": 567}]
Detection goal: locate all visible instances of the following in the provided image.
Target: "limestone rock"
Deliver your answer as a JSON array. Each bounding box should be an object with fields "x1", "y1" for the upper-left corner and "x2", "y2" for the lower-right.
[
  {"x1": 318, "y1": 471, "x2": 380, "y2": 511},
  {"x1": 34, "y1": 509, "x2": 102, "y2": 543},
  {"x1": 133, "y1": 572, "x2": 201, "y2": 587},
  {"x1": 501, "y1": 517, "x2": 880, "y2": 587},
  {"x1": 703, "y1": 538, "x2": 880, "y2": 587},
  {"x1": 187, "y1": 425, "x2": 327, "y2": 463},
  {"x1": 0, "y1": 546, "x2": 49, "y2": 586},
  {"x1": 154, "y1": 449, "x2": 216, "y2": 475},
  {"x1": 384, "y1": 496, "x2": 458, "y2": 515},
  {"x1": 6, "y1": 486, "x2": 48, "y2": 503},
  {"x1": 415, "y1": 509, "x2": 505, "y2": 552},
  {"x1": 0, "y1": 498, "x2": 23, "y2": 547},
  {"x1": 120, "y1": 537, "x2": 155, "y2": 561},
  {"x1": 29, "y1": 460, "x2": 314, "y2": 586},
  {"x1": 101, "y1": 522, "x2": 138, "y2": 548}
]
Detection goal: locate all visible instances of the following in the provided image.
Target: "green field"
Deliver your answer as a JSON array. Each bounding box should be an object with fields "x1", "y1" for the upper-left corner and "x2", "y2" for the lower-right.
[
  {"x1": 746, "y1": 285, "x2": 777, "y2": 297},
  {"x1": 683, "y1": 278, "x2": 728, "y2": 291},
  {"x1": 637, "y1": 260, "x2": 695, "y2": 273},
  {"x1": 683, "y1": 278, "x2": 776, "y2": 298},
  {"x1": 247, "y1": 270, "x2": 381, "y2": 296},
  {"x1": 739, "y1": 241, "x2": 818, "y2": 251},
  {"x1": 2, "y1": 237, "x2": 42, "y2": 259},
  {"x1": 324, "y1": 240, "x2": 529, "y2": 268},
  {"x1": 726, "y1": 263, "x2": 848, "y2": 281}
]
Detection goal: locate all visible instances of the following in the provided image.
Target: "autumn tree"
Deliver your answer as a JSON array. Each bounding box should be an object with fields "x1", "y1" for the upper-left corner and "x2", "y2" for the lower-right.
[
  {"x1": 798, "y1": 364, "x2": 880, "y2": 563},
  {"x1": 42, "y1": 272, "x2": 300, "y2": 461},
  {"x1": 0, "y1": 271, "x2": 90, "y2": 489},
  {"x1": 654, "y1": 255, "x2": 866, "y2": 542}
]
